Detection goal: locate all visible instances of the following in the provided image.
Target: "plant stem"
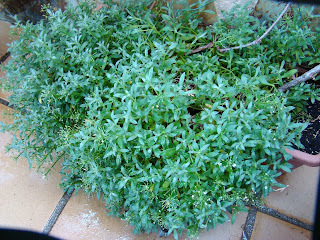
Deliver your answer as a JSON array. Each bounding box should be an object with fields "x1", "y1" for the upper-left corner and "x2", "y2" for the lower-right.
[
  {"x1": 190, "y1": 42, "x2": 213, "y2": 54},
  {"x1": 279, "y1": 64, "x2": 320, "y2": 92}
]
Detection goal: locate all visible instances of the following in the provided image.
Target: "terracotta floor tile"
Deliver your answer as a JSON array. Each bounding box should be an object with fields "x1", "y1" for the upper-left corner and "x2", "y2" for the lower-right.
[
  {"x1": 51, "y1": 189, "x2": 248, "y2": 240},
  {"x1": 251, "y1": 212, "x2": 312, "y2": 240},
  {"x1": 264, "y1": 166, "x2": 320, "y2": 224},
  {"x1": 0, "y1": 104, "x2": 63, "y2": 232},
  {"x1": 199, "y1": 210, "x2": 248, "y2": 240},
  {"x1": 0, "y1": 21, "x2": 13, "y2": 56},
  {"x1": 0, "y1": 89, "x2": 11, "y2": 100}
]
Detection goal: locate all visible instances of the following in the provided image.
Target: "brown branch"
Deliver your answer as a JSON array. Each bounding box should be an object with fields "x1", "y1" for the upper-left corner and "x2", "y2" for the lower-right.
[
  {"x1": 218, "y1": 3, "x2": 291, "y2": 53},
  {"x1": 149, "y1": 0, "x2": 157, "y2": 10},
  {"x1": 189, "y1": 42, "x2": 213, "y2": 54},
  {"x1": 198, "y1": 22, "x2": 213, "y2": 27},
  {"x1": 279, "y1": 64, "x2": 320, "y2": 92},
  {"x1": 94, "y1": 3, "x2": 105, "y2": 11}
]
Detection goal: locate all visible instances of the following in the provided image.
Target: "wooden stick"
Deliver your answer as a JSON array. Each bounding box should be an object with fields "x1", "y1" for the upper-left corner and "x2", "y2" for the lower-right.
[
  {"x1": 279, "y1": 64, "x2": 320, "y2": 92},
  {"x1": 94, "y1": 3, "x2": 105, "y2": 11},
  {"x1": 190, "y1": 42, "x2": 213, "y2": 54},
  {"x1": 149, "y1": 0, "x2": 157, "y2": 10}
]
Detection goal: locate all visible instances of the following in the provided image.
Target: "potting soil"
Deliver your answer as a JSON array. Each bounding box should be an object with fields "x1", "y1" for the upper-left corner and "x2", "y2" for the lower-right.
[{"x1": 300, "y1": 99, "x2": 320, "y2": 154}]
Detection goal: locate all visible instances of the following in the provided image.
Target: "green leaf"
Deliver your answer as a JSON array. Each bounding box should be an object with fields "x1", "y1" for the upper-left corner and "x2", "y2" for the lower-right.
[
  {"x1": 163, "y1": 148, "x2": 176, "y2": 157},
  {"x1": 202, "y1": 10, "x2": 217, "y2": 15},
  {"x1": 162, "y1": 181, "x2": 170, "y2": 189},
  {"x1": 279, "y1": 163, "x2": 293, "y2": 173},
  {"x1": 281, "y1": 69, "x2": 298, "y2": 79},
  {"x1": 179, "y1": 72, "x2": 185, "y2": 88},
  {"x1": 173, "y1": 229, "x2": 178, "y2": 240},
  {"x1": 231, "y1": 212, "x2": 236, "y2": 224}
]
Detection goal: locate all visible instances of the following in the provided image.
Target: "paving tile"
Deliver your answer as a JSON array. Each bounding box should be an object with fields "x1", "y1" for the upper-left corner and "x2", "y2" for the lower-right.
[
  {"x1": 0, "y1": 21, "x2": 13, "y2": 56},
  {"x1": 199, "y1": 210, "x2": 248, "y2": 240},
  {"x1": 0, "y1": 104, "x2": 63, "y2": 232},
  {"x1": 264, "y1": 166, "x2": 320, "y2": 224},
  {"x1": 0, "y1": 90, "x2": 11, "y2": 100},
  {"x1": 251, "y1": 211, "x2": 312, "y2": 240},
  {"x1": 51, "y1": 189, "x2": 248, "y2": 240}
]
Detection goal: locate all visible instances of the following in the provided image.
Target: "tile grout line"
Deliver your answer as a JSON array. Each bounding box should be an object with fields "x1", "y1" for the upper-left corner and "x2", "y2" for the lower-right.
[
  {"x1": 242, "y1": 200, "x2": 314, "y2": 239},
  {"x1": 241, "y1": 206, "x2": 257, "y2": 240},
  {"x1": 42, "y1": 189, "x2": 75, "y2": 235},
  {"x1": 0, "y1": 52, "x2": 10, "y2": 65},
  {"x1": 254, "y1": 204, "x2": 314, "y2": 231},
  {"x1": 0, "y1": 97, "x2": 14, "y2": 109},
  {"x1": 0, "y1": 51, "x2": 13, "y2": 109}
]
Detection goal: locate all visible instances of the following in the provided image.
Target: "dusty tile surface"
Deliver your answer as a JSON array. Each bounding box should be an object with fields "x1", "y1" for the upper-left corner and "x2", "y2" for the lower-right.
[
  {"x1": 199, "y1": 210, "x2": 248, "y2": 240},
  {"x1": 51, "y1": 189, "x2": 248, "y2": 240},
  {"x1": 264, "y1": 166, "x2": 320, "y2": 224},
  {"x1": 0, "y1": 21, "x2": 12, "y2": 56},
  {"x1": 251, "y1": 212, "x2": 312, "y2": 240},
  {"x1": 0, "y1": 104, "x2": 63, "y2": 232}
]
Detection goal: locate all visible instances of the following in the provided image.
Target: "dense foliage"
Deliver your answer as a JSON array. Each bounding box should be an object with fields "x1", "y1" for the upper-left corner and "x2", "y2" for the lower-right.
[{"x1": 1, "y1": 1, "x2": 319, "y2": 238}]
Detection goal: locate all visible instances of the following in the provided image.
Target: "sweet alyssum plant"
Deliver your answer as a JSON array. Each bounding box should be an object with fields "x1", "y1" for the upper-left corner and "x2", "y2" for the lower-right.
[{"x1": 1, "y1": 1, "x2": 319, "y2": 238}]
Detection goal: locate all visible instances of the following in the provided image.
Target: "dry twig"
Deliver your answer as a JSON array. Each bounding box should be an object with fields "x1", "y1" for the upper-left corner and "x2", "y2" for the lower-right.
[
  {"x1": 149, "y1": 0, "x2": 157, "y2": 10},
  {"x1": 279, "y1": 64, "x2": 320, "y2": 92},
  {"x1": 190, "y1": 42, "x2": 213, "y2": 54},
  {"x1": 94, "y1": 3, "x2": 105, "y2": 11},
  {"x1": 218, "y1": 3, "x2": 291, "y2": 53}
]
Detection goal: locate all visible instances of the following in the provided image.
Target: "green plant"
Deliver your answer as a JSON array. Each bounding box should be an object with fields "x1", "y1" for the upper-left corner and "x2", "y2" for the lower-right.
[{"x1": 1, "y1": 1, "x2": 319, "y2": 238}]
